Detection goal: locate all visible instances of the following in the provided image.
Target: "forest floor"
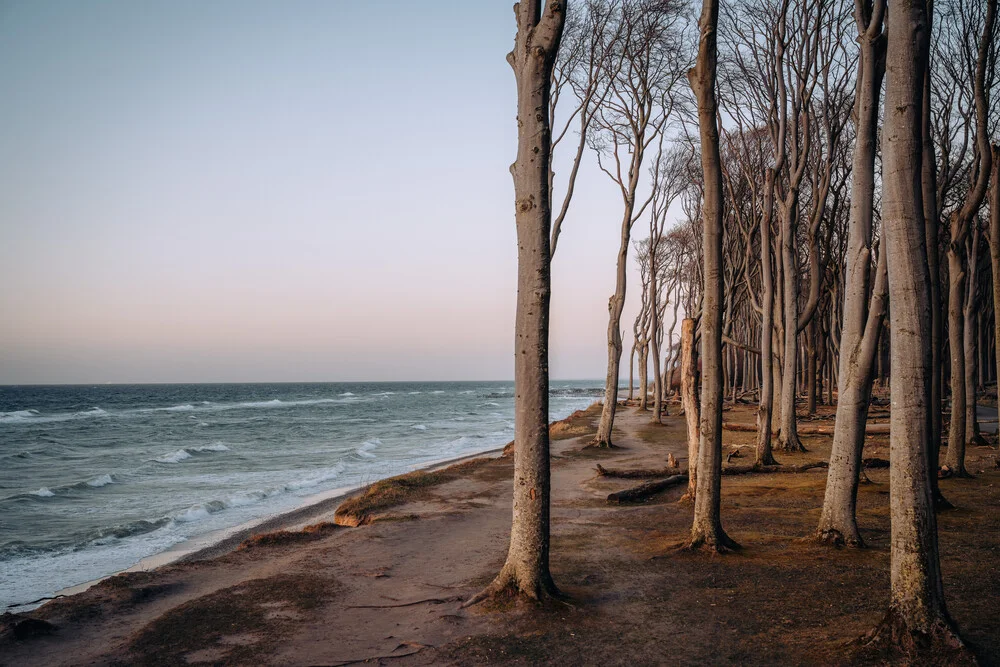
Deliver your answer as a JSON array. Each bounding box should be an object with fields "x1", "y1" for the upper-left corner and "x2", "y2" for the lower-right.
[{"x1": 2, "y1": 400, "x2": 999, "y2": 666}]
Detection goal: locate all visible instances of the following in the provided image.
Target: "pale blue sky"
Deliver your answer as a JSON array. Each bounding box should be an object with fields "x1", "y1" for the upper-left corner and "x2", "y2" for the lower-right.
[{"x1": 0, "y1": 0, "x2": 662, "y2": 383}]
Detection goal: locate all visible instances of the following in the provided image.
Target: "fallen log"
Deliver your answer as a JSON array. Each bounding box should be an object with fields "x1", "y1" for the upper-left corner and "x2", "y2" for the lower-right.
[
  {"x1": 596, "y1": 463, "x2": 681, "y2": 479},
  {"x1": 722, "y1": 422, "x2": 891, "y2": 435},
  {"x1": 862, "y1": 457, "x2": 889, "y2": 469},
  {"x1": 721, "y1": 461, "x2": 829, "y2": 475},
  {"x1": 606, "y1": 475, "x2": 688, "y2": 504}
]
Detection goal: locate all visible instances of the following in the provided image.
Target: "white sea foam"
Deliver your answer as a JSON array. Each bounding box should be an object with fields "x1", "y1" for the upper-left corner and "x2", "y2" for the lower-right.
[
  {"x1": 412, "y1": 424, "x2": 428, "y2": 430},
  {"x1": 356, "y1": 439, "x2": 380, "y2": 458},
  {"x1": 30, "y1": 487, "x2": 55, "y2": 497},
  {"x1": 161, "y1": 404, "x2": 195, "y2": 412},
  {"x1": 339, "y1": 392, "x2": 355, "y2": 396},
  {"x1": 0, "y1": 409, "x2": 39, "y2": 423},
  {"x1": 156, "y1": 450, "x2": 193, "y2": 464},
  {"x1": 86, "y1": 474, "x2": 115, "y2": 488},
  {"x1": 285, "y1": 463, "x2": 347, "y2": 491},
  {"x1": 155, "y1": 443, "x2": 229, "y2": 464},
  {"x1": 192, "y1": 442, "x2": 230, "y2": 453}
]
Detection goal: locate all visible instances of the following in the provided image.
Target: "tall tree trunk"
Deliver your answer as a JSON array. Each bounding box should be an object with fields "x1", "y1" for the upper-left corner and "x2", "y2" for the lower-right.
[
  {"x1": 466, "y1": 0, "x2": 566, "y2": 606},
  {"x1": 964, "y1": 228, "x2": 986, "y2": 447},
  {"x1": 990, "y1": 145, "x2": 1000, "y2": 399},
  {"x1": 595, "y1": 214, "x2": 634, "y2": 445},
  {"x1": 756, "y1": 172, "x2": 778, "y2": 466},
  {"x1": 818, "y1": 0, "x2": 887, "y2": 548},
  {"x1": 943, "y1": 0, "x2": 996, "y2": 477},
  {"x1": 686, "y1": 0, "x2": 738, "y2": 553},
  {"x1": 864, "y1": 0, "x2": 968, "y2": 653},
  {"x1": 921, "y1": 0, "x2": 948, "y2": 509},
  {"x1": 628, "y1": 345, "x2": 636, "y2": 402},
  {"x1": 779, "y1": 208, "x2": 806, "y2": 452},
  {"x1": 638, "y1": 342, "x2": 649, "y2": 410},
  {"x1": 680, "y1": 318, "x2": 700, "y2": 501}
]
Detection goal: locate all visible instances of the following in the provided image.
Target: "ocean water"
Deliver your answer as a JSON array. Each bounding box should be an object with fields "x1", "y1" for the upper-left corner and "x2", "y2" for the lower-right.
[{"x1": 0, "y1": 381, "x2": 602, "y2": 609}]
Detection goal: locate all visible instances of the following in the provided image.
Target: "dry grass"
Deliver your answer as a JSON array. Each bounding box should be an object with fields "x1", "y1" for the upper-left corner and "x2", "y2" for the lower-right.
[
  {"x1": 236, "y1": 521, "x2": 340, "y2": 551},
  {"x1": 333, "y1": 457, "x2": 501, "y2": 526},
  {"x1": 125, "y1": 573, "x2": 337, "y2": 666}
]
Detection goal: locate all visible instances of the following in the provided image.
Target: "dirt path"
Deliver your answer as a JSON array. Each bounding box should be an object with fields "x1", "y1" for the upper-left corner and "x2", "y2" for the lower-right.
[{"x1": 3, "y1": 403, "x2": 999, "y2": 666}]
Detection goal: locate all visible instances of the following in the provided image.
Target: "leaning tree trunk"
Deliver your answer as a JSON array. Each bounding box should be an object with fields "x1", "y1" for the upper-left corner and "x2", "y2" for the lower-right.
[
  {"x1": 818, "y1": 1, "x2": 887, "y2": 548},
  {"x1": 864, "y1": 0, "x2": 969, "y2": 654},
  {"x1": 595, "y1": 212, "x2": 635, "y2": 446},
  {"x1": 466, "y1": 0, "x2": 566, "y2": 606},
  {"x1": 756, "y1": 171, "x2": 778, "y2": 467},
  {"x1": 686, "y1": 0, "x2": 738, "y2": 553},
  {"x1": 943, "y1": 0, "x2": 996, "y2": 477}
]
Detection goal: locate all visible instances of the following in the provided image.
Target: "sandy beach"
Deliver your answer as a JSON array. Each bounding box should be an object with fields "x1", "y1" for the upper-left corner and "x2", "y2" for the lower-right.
[{"x1": 2, "y1": 402, "x2": 999, "y2": 665}]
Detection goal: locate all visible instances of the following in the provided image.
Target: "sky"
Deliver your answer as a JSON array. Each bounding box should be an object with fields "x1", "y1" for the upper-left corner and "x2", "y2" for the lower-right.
[{"x1": 0, "y1": 0, "x2": 677, "y2": 384}]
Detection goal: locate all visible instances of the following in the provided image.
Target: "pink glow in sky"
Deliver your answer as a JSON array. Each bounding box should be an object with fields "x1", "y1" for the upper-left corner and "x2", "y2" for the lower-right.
[{"x1": 0, "y1": 1, "x2": 673, "y2": 383}]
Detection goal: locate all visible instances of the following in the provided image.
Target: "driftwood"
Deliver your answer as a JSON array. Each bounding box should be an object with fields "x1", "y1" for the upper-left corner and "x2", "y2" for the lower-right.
[
  {"x1": 596, "y1": 464, "x2": 680, "y2": 479},
  {"x1": 722, "y1": 421, "x2": 891, "y2": 435},
  {"x1": 721, "y1": 461, "x2": 829, "y2": 475},
  {"x1": 606, "y1": 474, "x2": 688, "y2": 504}
]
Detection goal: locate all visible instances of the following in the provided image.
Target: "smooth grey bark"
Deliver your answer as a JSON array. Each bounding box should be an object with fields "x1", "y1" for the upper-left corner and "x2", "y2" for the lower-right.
[
  {"x1": 943, "y1": 0, "x2": 996, "y2": 477},
  {"x1": 680, "y1": 318, "x2": 700, "y2": 501},
  {"x1": 686, "y1": 0, "x2": 737, "y2": 553},
  {"x1": 817, "y1": 0, "x2": 887, "y2": 548},
  {"x1": 963, "y1": 225, "x2": 986, "y2": 447},
  {"x1": 466, "y1": 0, "x2": 566, "y2": 606},
  {"x1": 778, "y1": 200, "x2": 807, "y2": 452},
  {"x1": 755, "y1": 170, "x2": 778, "y2": 467},
  {"x1": 990, "y1": 145, "x2": 1000, "y2": 399},
  {"x1": 920, "y1": 0, "x2": 947, "y2": 508},
  {"x1": 864, "y1": 0, "x2": 967, "y2": 653}
]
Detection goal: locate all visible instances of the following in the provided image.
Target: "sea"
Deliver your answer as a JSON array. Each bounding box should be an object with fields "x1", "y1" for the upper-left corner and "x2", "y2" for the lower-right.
[{"x1": 0, "y1": 381, "x2": 603, "y2": 610}]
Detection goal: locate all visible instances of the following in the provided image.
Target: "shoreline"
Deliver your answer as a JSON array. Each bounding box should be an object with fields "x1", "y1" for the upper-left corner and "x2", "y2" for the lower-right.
[{"x1": 35, "y1": 444, "x2": 511, "y2": 611}]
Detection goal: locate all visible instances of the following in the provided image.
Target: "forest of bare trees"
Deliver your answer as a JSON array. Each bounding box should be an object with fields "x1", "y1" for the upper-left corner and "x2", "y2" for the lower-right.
[{"x1": 482, "y1": 0, "x2": 1000, "y2": 662}]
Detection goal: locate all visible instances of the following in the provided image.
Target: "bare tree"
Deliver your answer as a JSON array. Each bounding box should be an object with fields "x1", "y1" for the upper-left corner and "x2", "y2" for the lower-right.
[
  {"x1": 592, "y1": 0, "x2": 690, "y2": 446},
  {"x1": 550, "y1": 0, "x2": 615, "y2": 257},
  {"x1": 686, "y1": 0, "x2": 738, "y2": 553},
  {"x1": 863, "y1": 0, "x2": 970, "y2": 655},
  {"x1": 943, "y1": 0, "x2": 996, "y2": 476},
  {"x1": 817, "y1": 0, "x2": 888, "y2": 548},
  {"x1": 466, "y1": 0, "x2": 567, "y2": 606}
]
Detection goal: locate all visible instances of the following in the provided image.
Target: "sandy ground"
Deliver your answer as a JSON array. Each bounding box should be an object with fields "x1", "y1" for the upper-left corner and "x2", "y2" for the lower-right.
[{"x1": 2, "y1": 401, "x2": 999, "y2": 666}]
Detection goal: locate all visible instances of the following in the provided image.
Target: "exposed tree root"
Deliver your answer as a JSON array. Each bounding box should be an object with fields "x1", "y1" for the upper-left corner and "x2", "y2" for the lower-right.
[
  {"x1": 605, "y1": 474, "x2": 688, "y2": 504},
  {"x1": 858, "y1": 606, "x2": 976, "y2": 666},
  {"x1": 462, "y1": 565, "x2": 562, "y2": 609},
  {"x1": 595, "y1": 464, "x2": 681, "y2": 479},
  {"x1": 684, "y1": 527, "x2": 741, "y2": 554},
  {"x1": 587, "y1": 439, "x2": 621, "y2": 449},
  {"x1": 968, "y1": 433, "x2": 991, "y2": 448},
  {"x1": 327, "y1": 642, "x2": 435, "y2": 666},
  {"x1": 345, "y1": 596, "x2": 463, "y2": 609},
  {"x1": 777, "y1": 431, "x2": 809, "y2": 453},
  {"x1": 816, "y1": 527, "x2": 865, "y2": 549}
]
